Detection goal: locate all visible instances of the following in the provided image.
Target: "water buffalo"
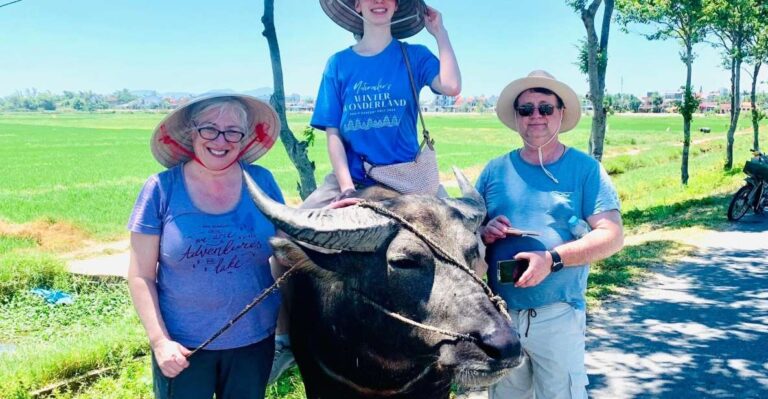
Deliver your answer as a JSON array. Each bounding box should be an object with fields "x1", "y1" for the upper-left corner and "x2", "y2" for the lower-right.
[{"x1": 244, "y1": 169, "x2": 522, "y2": 399}]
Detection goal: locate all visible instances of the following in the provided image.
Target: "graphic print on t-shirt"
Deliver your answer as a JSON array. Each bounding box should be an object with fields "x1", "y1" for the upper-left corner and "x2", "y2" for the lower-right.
[
  {"x1": 177, "y1": 223, "x2": 265, "y2": 275},
  {"x1": 343, "y1": 79, "x2": 407, "y2": 132}
]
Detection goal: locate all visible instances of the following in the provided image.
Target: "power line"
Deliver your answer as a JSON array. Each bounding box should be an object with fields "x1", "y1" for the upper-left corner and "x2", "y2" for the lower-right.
[{"x1": 0, "y1": 0, "x2": 22, "y2": 9}]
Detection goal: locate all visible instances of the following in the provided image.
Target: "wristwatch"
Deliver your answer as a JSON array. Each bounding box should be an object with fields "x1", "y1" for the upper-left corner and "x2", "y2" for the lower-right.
[{"x1": 549, "y1": 250, "x2": 564, "y2": 272}]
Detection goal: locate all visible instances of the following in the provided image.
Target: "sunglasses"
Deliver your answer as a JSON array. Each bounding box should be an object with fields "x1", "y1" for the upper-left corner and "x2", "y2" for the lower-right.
[{"x1": 516, "y1": 103, "x2": 557, "y2": 117}]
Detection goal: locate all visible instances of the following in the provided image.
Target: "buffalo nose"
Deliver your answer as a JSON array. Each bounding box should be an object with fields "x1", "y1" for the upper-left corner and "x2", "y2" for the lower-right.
[{"x1": 477, "y1": 330, "x2": 522, "y2": 361}]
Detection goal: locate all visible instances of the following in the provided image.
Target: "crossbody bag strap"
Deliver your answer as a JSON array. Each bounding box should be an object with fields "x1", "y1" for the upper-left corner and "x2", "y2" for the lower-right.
[{"x1": 400, "y1": 42, "x2": 434, "y2": 150}]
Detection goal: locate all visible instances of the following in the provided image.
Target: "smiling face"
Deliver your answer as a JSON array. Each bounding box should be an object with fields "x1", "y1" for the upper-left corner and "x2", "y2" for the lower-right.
[
  {"x1": 191, "y1": 103, "x2": 248, "y2": 171},
  {"x1": 514, "y1": 89, "x2": 564, "y2": 146},
  {"x1": 355, "y1": 0, "x2": 398, "y2": 25}
]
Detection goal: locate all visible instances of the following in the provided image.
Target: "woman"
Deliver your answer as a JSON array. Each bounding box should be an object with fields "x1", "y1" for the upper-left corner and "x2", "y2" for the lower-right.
[
  {"x1": 306, "y1": 0, "x2": 461, "y2": 206},
  {"x1": 127, "y1": 94, "x2": 283, "y2": 399},
  {"x1": 267, "y1": 0, "x2": 462, "y2": 384}
]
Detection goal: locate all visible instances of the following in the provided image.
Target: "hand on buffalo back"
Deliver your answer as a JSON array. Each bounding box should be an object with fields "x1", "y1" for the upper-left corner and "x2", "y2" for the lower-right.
[
  {"x1": 325, "y1": 197, "x2": 362, "y2": 209},
  {"x1": 152, "y1": 339, "x2": 191, "y2": 378},
  {"x1": 512, "y1": 251, "x2": 552, "y2": 288}
]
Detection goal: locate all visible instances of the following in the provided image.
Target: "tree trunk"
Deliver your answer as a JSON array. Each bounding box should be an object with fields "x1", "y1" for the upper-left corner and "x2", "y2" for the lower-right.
[
  {"x1": 726, "y1": 56, "x2": 741, "y2": 169},
  {"x1": 681, "y1": 43, "x2": 693, "y2": 185},
  {"x1": 751, "y1": 62, "x2": 761, "y2": 151},
  {"x1": 262, "y1": 0, "x2": 317, "y2": 199},
  {"x1": 581, "y1": 0, "x2": 613, "y2": 162}
]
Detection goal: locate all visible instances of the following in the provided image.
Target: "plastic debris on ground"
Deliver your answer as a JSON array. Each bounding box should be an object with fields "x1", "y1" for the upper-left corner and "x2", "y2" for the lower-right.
[{"x1": 29, "y1": 288, "x2": 74, "y2": 305}]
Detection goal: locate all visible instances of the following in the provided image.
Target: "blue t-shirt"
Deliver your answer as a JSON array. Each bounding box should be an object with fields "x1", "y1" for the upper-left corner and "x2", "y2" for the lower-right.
[
  {"x1": 127, "y1": 162, "x2": 284, "y2": 350},
  {"x1": 310, "y1": 39, "x2": 440, "y2": 185},
  {"x1": 476, "y1": 148, "x2": 621, "y2": 310}
]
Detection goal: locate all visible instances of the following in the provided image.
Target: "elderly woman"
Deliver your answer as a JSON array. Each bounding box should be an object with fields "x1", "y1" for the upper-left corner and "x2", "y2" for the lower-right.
[{"x1": 127, "y1": 94, "x2": 284, "y2": 399}]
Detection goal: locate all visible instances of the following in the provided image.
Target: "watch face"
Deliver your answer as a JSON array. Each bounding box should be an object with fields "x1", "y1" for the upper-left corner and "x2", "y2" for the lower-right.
[
  {"x1": 549, "y1": 250, "x2": 563, "y2": 272},
  {"x1": 552, "y1": 261, "x2": 564, "y2": 272}
]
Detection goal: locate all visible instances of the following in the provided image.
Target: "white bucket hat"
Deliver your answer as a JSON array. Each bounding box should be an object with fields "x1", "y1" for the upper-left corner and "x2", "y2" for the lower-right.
[{"x1": 496, "y1": 70, "x2": 581, "y2": 133}]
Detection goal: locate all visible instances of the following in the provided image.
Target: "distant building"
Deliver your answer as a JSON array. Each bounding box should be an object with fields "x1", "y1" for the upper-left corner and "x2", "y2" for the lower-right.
[
  {"x1": 699, "y1": 102, "x2": 717, "y2": 113},
  {"x1": 580, "y1": 97, "x2": 593, "y2": 114},
  {"x1": 286, "y1": 101, "x2": 314, "y2": 112}
]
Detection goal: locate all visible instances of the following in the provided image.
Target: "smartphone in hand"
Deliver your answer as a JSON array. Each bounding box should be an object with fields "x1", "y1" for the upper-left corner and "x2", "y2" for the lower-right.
[{"x1": 497, "y1": 258, "x2": 529, "y2": 284}]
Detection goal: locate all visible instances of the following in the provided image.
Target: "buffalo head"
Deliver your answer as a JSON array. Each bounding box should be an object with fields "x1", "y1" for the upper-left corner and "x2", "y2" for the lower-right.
[{"x1": 245, "y1": 169, "x2": 522, "y2": 399}]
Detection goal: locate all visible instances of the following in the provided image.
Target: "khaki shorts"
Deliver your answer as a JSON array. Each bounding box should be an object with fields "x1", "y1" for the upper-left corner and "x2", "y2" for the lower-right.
[{"x1": 489, "y1": 302, "x2": 589, "y2": 399}]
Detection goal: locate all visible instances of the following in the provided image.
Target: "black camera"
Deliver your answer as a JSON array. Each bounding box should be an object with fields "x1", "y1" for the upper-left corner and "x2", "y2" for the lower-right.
[{"x1": 497, "y1": 258, "x2": 529, "y2": 284}]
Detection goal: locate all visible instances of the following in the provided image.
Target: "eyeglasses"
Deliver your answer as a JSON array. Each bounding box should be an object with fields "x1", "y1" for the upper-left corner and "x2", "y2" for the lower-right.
[
  {"x1": 516, "y1": 103, "x2": 557, "y2": 117},
  {"x1": 196, "y1": 126, "x2": 245, "y2": 143}
]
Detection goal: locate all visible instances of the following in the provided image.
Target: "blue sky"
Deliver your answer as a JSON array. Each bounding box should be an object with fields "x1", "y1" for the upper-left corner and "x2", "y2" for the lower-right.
[{"x1": 1, "y1": 0, "x2": 765, "y2": 99}]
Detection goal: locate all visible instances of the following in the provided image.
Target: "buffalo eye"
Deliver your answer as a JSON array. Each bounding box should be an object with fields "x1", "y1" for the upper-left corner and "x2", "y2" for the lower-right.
[{"x1": 388, "y1": 256, "x2": 422, "y2": 269}]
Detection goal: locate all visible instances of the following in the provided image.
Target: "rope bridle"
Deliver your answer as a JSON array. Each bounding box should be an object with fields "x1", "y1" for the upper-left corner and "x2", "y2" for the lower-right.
[
  {"x1": 169, "y1": 199, "x2": 509, "y2": 396},
  {"x1": 357, "y1": 201, "x2": 511, "y2": 325}
]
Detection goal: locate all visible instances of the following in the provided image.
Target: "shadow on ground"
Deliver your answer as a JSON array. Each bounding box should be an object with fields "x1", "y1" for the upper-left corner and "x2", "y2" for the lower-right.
[{"x1": 586, "y1": 225, "x2": 768, "y2": 398}]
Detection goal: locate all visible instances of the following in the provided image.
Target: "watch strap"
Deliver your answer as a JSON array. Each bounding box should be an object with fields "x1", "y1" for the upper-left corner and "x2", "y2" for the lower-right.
[{"x1": 549, "y1": 250, "x2": 564, "y2": 272}]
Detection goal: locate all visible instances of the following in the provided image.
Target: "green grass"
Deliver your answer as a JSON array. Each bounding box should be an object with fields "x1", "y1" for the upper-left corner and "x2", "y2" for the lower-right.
[
  {"x1": 0, "y1": 236, "x2": 37, "y2": 256},
  {"x1": 0, "y1": 250, "x2": 146, "y2": 398},
  {"x1": 0, "y1": 252, "x2": 68, "y2": 300},
  {"x1": 0, "y1": 111, "x2": 762, "y2": 240},
  {"x1": 1, "y1": 111, "x2": 766, "y2": 398}
]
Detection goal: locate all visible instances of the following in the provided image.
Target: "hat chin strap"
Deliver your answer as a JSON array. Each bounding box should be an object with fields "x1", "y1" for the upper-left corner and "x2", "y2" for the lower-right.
[
  {"x1": 514, "y1": 111, "x2": 564, "y2": 184},
  {"x1": 336, "y1": 0, "x2": 421, "y2": 30}
]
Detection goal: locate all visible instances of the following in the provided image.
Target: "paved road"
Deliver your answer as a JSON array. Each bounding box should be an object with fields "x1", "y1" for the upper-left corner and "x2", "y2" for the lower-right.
[{"x1": 586, "y1": 214, "x2": 768, "y2": 399}]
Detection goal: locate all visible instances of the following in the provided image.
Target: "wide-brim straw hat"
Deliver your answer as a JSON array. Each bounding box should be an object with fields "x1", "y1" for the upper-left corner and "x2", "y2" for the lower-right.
[
  {"x1": 496, "y1": 70, "x2": 581, "y2": 133},
  {"x1": 150, "y1": 94, "x2": 280, "y2": 168},
  {"x1": 319, "y1": 0, "x2": 427, "y2": 39}
]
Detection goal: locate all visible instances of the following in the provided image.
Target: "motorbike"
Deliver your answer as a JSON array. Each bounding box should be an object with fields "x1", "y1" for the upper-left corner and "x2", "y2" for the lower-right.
[{"x1": 727, "y1": 149, "x2": 768, "y2": 221}]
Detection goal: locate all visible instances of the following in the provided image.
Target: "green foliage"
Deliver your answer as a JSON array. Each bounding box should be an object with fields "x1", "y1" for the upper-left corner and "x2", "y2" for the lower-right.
[
  {"x1": 112, "y1": 89, "x2": 137, "y2": 104},
  {"x1": 704, "y1": 0, "x2": 762, "y2": 61},
  {"x1": 47, "y1": 358, "x2": 152, "y2": 399},
  {"x1": 677, "y1": 85, "x2": 701, "y2": 120},
  {"x1": 604, "y1": 93, "x2": 642, "y2": 113},
  {"x1": 302, "y1": 125, "x2": 316, "y2": 147},
  {"x1": 0, "y1": 262, "x2": 146, "y2": 398},
  {"x1": 0, "y1": 253, "x2": 68, "y2": 301},
  {"x1": 0, "y1": 317, "x2": 147, "y2": 398},
  {"x1": 649, "y1": 92, "x2": 664, "y2": 112},
  {"x1": 2, "y1": 90, "x2": 116, "y2": 112},
  {"x1": 616, "y1": 0, "x2": 707, "y2": 45},
  {"x1": 0, "y1": 236, "x2": 37, "y2": 255},
  {"x1": 0, "y1": 277, "x2": 132, "y2": 342},
  {"x1": 575, "y1": 38, "x2": 608, "y2": 78}
]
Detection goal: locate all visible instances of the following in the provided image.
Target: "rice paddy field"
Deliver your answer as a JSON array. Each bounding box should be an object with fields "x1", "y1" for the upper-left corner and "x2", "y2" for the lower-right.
[
  {"x1": 0, "y1": 111, "x2": 765, "y2": 398},
  {"x1": 0, "y1": 111, "x2": 761, "y2": 239}
]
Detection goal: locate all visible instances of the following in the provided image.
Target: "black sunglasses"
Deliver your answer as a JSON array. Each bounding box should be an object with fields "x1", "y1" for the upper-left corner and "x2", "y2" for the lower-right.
[{"x1": 516, "y1": 103, "x2": 557, "y2": 117}]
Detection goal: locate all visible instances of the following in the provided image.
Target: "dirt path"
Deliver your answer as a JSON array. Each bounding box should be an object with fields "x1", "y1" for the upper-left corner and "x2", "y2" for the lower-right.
[
  {"x1": 586, "y1": 214, "x2": 768, "y2": 399},
  {"x1": 65, "y1": 239, "x2": 129, "y2": 277}
]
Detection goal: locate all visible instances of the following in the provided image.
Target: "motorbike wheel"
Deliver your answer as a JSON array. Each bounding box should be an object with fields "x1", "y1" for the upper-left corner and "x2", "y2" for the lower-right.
[
  {"x1": 754, "y1": 185, "x2": 766, "y2": 215},
  {"x1": 728, "y1": 185, "x2": 753, "y2": 221}
]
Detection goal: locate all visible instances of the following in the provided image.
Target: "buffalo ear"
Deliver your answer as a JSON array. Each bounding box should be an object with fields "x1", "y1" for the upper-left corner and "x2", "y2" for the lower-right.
[
  {"x1": 269, "y1": 237, "x2": 318, "y2": 272},
  {"x1": 268, "y1": 236, "x2": 359, "y2": 275}
]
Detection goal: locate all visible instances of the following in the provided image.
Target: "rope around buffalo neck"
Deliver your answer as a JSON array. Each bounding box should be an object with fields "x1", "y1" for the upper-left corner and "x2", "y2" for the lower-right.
[{"x1": 358, "y1": 201, "x2": 512, "y2": 322}]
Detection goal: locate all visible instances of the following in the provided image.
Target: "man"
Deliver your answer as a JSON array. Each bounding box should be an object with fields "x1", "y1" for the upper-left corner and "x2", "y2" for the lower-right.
[{"x1": 475, "y1": 70, "x2": 624, "y2": 398}]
